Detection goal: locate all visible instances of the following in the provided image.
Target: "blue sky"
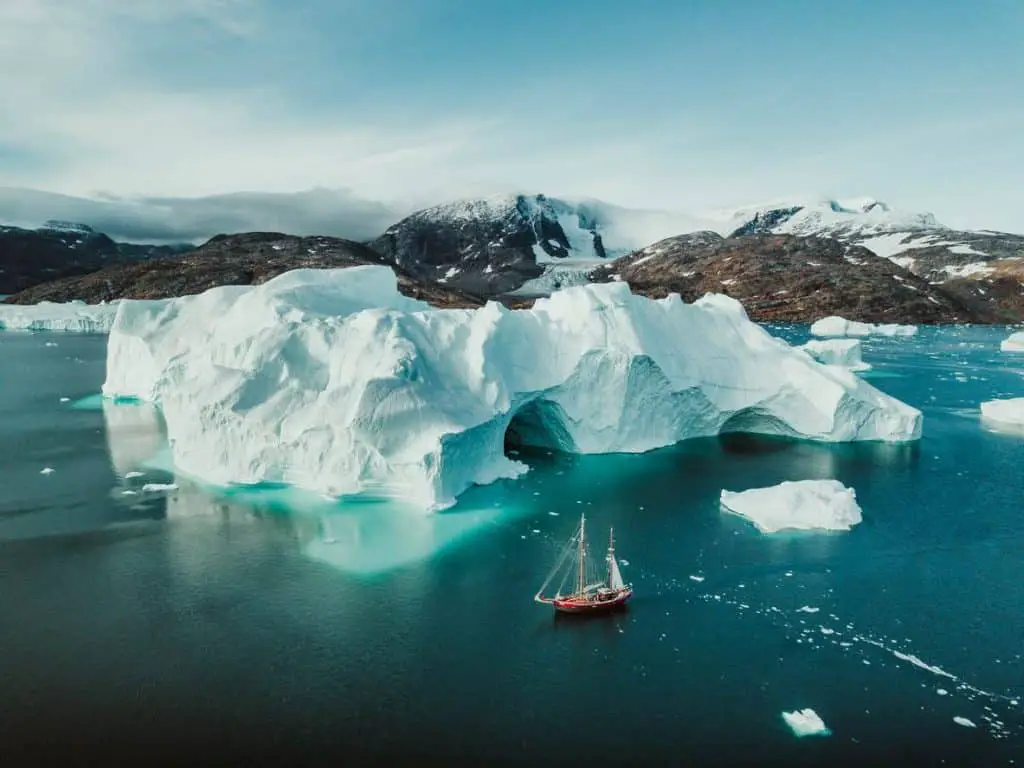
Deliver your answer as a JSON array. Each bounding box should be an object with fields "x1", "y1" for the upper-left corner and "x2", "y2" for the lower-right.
[{"x1": 1, "y1": 0, "x2": 1022, "y2": 235}]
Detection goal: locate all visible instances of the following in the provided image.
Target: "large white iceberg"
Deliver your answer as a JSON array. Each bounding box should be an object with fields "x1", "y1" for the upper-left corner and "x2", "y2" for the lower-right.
[
  {"x1": 811, "y1": 315, "x2": 917, "y2": 338},
  {"x1": 0, "y1": 299, "x2": 119, "y2": 333},
  {"x1": 799, "y1": 339, "x2": 871, "y2": 371},
  {"x1": 980, "y1": 398, "x2": 1024, "y2": 429},
  {"x1": 1001, "y1": 331, "x2": 1024, "y2": 353},
  {"x1": 102, "y1": 266, "x2": 922, "y2": 511},
  {"x1": 720, "y1": 479, "x2": 863, "y2": 533}
]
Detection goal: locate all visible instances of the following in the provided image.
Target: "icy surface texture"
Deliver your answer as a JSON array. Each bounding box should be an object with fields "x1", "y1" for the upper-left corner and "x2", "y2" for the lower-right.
[
  {"x1": 720, "y1": 479, "x2": 864, "y2": 533},
  {"x1": 103, "y1": 266, "x2": 922, "y2": 511},
  {"x1": 799, "y1": 338, "x2": 871, "y2": 371},
  {"x1": 811, "y1": 315, "x2": 917, "y2": 338}
]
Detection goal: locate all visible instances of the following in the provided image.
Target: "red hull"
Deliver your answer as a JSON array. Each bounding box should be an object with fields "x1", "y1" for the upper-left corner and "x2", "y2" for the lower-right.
[{"x1": 549, "y1": 588, "x2": 633, "y2": 614}]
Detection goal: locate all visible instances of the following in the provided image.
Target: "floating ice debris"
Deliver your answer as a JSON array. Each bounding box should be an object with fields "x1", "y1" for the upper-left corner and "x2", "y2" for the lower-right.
[
  {"x1": 796, "y1": 606, "x2": 820, "y2": 613},
  {"x1": 892, "y1": 650, "x2": 956, "y2": 679},
  {"x1": 124, "y1": 471, "x2": 145, "y2": 479},
  {"x1": 798, "y1": 338, "x2": 872, "y2": 371},
  {"x1": 720, "y1": 479, "x2": 863, "y2": 533},
  {"x1": 102, "y1": 265, "x2": 921, "y2": 512},
  {"x1": 141, "y1": 483, "x2": 178, "y2": 492},
  {"x1": 980, "y1": 398, "x2": 1024, "y2": 429},
  {"x1": 1000, "y1": 331, "x2": 1024, "y2": 353},
  {"x1": 121, "y1": 490, "x2": 137, "y2": 496},
  {"x1": 689, "y1": 575, "x2": 705, "y2": 583},
  {"x1": 781, "y1": 708, "x2": 831, "y2": 738},
  {"x1": 44, "y1": 341, "x2": 58, "y2": 347},
  {"x1": 953, "y1": 716, "x2": 977, "y2": 728},
  {"x1": 59, "y1": 397, "x2": 70, "y2": 403},
  {"x1": 547, "y1": 511, "x2": 559, "y2": 516},
  {"x1": 40, "y1": 467, "x2": 55, "y2": 475},
  {"x1": 810, "y1": 315, "x2": 917, "y2": 338},
  {"x1": 531, "y1": 529, "x2": 540, "y2": 534},
  {"x1": 937, "y1": 689, "x2": 949, "y2": 696}
]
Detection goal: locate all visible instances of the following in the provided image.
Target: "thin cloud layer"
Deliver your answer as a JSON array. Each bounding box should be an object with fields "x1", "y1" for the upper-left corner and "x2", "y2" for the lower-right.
[{"x1": 0, "y1": 187, "x2": 404, "y2": 243}]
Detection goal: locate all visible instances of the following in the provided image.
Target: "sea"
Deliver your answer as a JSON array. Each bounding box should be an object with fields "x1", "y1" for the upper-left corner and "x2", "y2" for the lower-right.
[{"x1": 1, "y1": 326, "x2": 1022, "y2": 766}]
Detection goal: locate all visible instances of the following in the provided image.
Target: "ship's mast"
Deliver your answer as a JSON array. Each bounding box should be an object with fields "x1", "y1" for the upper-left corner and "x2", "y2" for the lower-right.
[
  {"x1": 577, "y1": 513, "x2": 586, "y2": 596},
  {"x1": 607, "y1": 526, "x2": 614, "y2": 586}
]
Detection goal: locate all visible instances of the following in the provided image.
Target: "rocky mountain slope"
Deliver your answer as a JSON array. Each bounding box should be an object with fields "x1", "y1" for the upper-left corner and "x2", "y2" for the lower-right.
[
  {"x1": 4, "y1": 233, "x2": 483, "y2": 309},
  {"x1": 0, "y1": 221, "x2": 189, "y2": 294},
  {"x1": 588, "y1": 233, "x2": 998, "y2": 324},
  {"x1": 369, "y1": 193, "x2": 707, "y2": 296},
  {"x1": 713, "y1": 198, "x2": 1024, "y2": 318}
]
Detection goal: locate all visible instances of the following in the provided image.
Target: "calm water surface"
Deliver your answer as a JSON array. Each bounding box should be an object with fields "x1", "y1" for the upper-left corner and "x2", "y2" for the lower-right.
[{"x1": 1, "y1": 326, "x2": 1022, "y2": 765}]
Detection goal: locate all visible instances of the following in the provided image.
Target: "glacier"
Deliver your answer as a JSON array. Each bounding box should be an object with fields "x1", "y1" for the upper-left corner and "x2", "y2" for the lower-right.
[
  {"x1": 720, "y1": 479, "x2": 863, "y2": 533},
  {"x1": 0, "y1": 299, "x2": 119, "y2": 332},
  {"x1": 101, "y1": 265, "x2": 922, "y2": 512},
  {"x1": 799, "y1": 339, "x2": 871, "y2": 371},
  {"x1": 811, "y1": 315, "x2": 918, "y2": 338},
  {"x1": 1001, "y1": 331, "x2": 1024, "y2": 353}
]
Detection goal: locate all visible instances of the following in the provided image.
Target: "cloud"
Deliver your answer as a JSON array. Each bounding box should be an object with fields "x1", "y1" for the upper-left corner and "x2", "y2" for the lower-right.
[{"x1": 0, "y1": 186, "x2": 404, "y2": 243}]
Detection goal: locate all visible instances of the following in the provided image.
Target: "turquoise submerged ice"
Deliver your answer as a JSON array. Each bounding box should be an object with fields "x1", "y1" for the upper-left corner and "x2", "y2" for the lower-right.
[{"x1": 101, "y1": 266, "x2": 922, "y2": 511}]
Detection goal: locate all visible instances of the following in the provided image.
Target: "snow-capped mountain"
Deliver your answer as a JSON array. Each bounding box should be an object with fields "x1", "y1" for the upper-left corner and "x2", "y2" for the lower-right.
[
  {"x1": 369, "y1": 193, "x2": 714, "y2": 295},
  {"x1": 367, "y1": 192, "x2": 1023, "y2": 317},
  {"x1": 706, "y1": 197, "x2": 1024, "y2": 318}
]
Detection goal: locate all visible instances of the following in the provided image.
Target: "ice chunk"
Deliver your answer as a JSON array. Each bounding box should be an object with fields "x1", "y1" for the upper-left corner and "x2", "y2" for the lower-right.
[
  {"x1": 980, "y1": 398, "x2": 1024, "y2": 429},
  {"x1": 799, "y1": 339, "x2": 871, "y2": 371},
  {"x1": 952, "y1": 716, "x2": 976, "y2": 728},
  {"x1": 1001, "y1": 331, "x2": 1024, "y2": 353},
  {"x1": 102, "y1": 266, "x2": 923, "y2": 511},
  {"x1": 0, "y1": 300, "x2": 119, "y2": 333},
  {"x1": 141, "y1": 483, "x2": 178, "y2": 493},
  {"x1": 720, "y1": 479, "x2": 863, "y2": 533},
  {"x1": 40, "y1": 467, "x2": 55, "y2": 475},
  {"x1": 811, "y1": 315, "x2": 917, "y2": 338},
  {"x1": 781, "y1": 708, "x2": 831, "y2": 737}
]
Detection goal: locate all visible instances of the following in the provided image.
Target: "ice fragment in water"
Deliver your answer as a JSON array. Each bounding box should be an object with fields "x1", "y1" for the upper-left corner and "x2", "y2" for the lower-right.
[{"x1": 781, "y1": 708, "x2": 831, "y2": 738}]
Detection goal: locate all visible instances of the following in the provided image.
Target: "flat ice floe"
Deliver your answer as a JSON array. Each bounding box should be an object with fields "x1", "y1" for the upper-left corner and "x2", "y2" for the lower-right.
[
  {"x1": 799, "y1": 338, "x2": 871, "y2": 371},
  {"x1": 810, "y1": 315, "x2": 917, "y2": 338},
  {"x1": 102, "y1": 266, "x2": 923, "y2": 511},
  {"x1": 980, "y1": 398, "x2": 1024, "y2": 429},
  {"x1": 0, "y1": 299, "x2": 119, "y2": 333},
  {"x1": 781, "y1": 708, "x2": 831, "y2": 737},
  {"x1": 1000, "y1": 331, "x2": 1024, "y2": 352},
  {"x1": 720, "y1": 479, "x2": 863, "y2": 533}
]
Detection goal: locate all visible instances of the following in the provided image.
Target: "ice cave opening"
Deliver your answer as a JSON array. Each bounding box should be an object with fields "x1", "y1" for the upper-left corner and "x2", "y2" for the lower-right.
[{"x1": 503, "y1": 398, "x2": 578, "y2": 456}]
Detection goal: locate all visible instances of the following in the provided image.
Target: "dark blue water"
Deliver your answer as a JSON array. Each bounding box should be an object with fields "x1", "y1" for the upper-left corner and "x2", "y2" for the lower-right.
[{"x1": 1, "y1": 327, "x2": 1022, "y2": 766}]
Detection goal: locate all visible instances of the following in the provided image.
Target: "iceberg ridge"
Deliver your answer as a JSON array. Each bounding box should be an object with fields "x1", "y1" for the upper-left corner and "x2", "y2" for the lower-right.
[{"x1": 102, "y1": 266, "x2": 923, "y2": 511}]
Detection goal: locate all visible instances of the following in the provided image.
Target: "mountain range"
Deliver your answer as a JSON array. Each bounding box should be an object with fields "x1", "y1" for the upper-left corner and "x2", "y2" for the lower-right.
[{"x1": 3, "y1": 193, "x2": 1023, "y2": 323}]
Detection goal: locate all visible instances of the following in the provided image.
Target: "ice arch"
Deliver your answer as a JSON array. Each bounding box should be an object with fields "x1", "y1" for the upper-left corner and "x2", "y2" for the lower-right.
[{"x1": 102, "y1": 266, "x2": 922, "y2": 512}]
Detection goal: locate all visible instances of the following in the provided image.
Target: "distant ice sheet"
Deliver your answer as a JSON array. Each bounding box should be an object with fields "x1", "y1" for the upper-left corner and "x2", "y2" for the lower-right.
[{"x1": 0, "y1": 300, "x2": 118, "y2": 333}]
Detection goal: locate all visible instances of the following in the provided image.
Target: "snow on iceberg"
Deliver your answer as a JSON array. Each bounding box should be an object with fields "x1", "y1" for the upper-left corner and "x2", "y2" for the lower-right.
[
  {"x1": 1001, "y1": 331, "x2": 1024, "y2": 353},
  {"x1": 781, "y1": 708, "x2": 831, "y2": 738},
  {"x1": 799, "y1": 339, "x2": 871, "y2": 371},
  {"x1": 811, "y1": 315, "x2": 917, "y2": 338},
  {"x1": 102, "y1": 266, "x2": 922, "y2": 511},
  {"x1": 720, "y1": 479, "x2": 863, "y2": 533},
  {"x1": 980, "y1": 398, "x2": 1024, "y2": 430},
  {"x1": 0, "y1": 300, "x2": 119, "y2": 333}
]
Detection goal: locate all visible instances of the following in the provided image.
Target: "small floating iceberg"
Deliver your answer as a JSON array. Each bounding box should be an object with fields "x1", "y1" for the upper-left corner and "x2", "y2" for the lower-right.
[
  {"x1": 0, "y1": 299, "x2": 119, "y2": 333},
  {"x1": 810, "y1": 315, "x2": 917, "y2": 338},
  {"x1": 1000, "y1": 331, "x2": 1024, "y2": 353},
  {"x1": 781, "y1": 708, "x2": 831, "y2": 738},
  {"x1": 799, "y1": 338, "x2": 871, "y2": 371},
  {"x1": 980, "y1": 398, "x2": 1024, "y2": 430},
  {"x1": 720, "y1": 479, "x2": 863, "y2": 533}
]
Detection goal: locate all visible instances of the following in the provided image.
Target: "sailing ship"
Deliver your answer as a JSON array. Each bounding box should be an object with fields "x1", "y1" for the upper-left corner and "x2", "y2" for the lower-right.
[{"x1": 534, "y1": 513, "x2": 633, "y2": 614}]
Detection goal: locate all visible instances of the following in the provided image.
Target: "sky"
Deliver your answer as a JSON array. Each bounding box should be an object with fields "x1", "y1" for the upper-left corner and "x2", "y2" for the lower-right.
[{"x1": 1, "y1": 0, "x2": 1022, "y2": 241}]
